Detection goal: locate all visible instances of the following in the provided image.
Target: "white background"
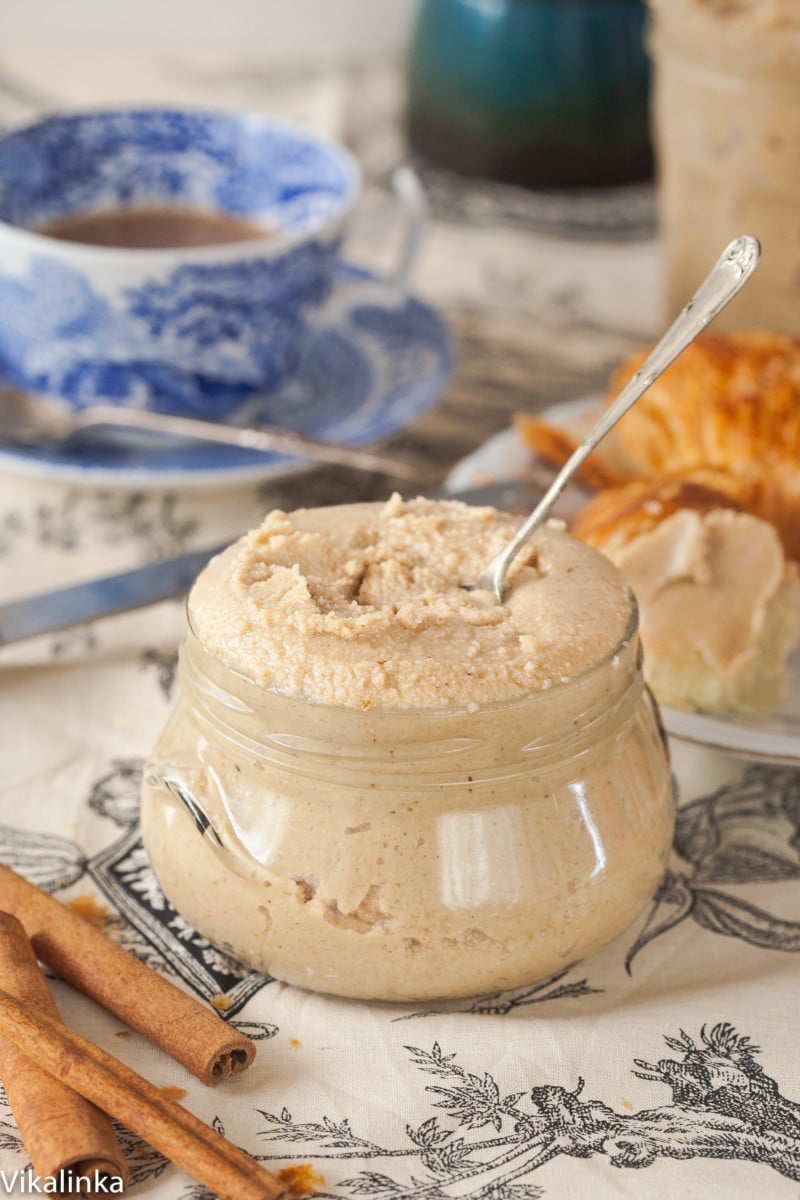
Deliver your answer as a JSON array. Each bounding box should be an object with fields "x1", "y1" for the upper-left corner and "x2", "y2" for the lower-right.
[{"x1": 0, "y1": 1, "x2": 419, "y2": 63}]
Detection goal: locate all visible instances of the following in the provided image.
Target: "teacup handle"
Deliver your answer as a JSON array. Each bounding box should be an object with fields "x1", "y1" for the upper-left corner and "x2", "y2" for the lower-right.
[
  {"x1": 385, "y1": 165, "x2": 428, "y2": 287},
  {"x1": 345, "y1": 165, "x2": 428, "y2": 289}
]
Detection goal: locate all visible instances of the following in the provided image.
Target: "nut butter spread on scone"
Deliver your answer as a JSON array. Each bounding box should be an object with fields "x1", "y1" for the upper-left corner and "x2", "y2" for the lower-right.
[{"x1": 574, "y1": 481, "x2": 800, "y2": 712}]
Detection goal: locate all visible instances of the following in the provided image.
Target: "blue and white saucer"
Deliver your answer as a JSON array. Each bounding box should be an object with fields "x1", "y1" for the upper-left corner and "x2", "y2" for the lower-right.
[{"x1": 0, "y1": 265, "x2": 453, "y2": 489}]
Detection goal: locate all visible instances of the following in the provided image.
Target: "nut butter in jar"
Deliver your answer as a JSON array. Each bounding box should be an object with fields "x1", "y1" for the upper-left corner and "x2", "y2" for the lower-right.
[
  {"x1": 647, "y1": 0, "x2": 800, "y2": 331},
  {"x1": 141, "y1": 497, "x2": 674, "y2": 1002}
]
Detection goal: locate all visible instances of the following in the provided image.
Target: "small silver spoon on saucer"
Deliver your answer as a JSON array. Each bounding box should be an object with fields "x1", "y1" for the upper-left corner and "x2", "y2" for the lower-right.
[
  {"x1": 0, "y1": 388, "x2": 431, "y2": 481},
  {"x1": 467, "y1": 234, "x2": 761, "y2": 603}
]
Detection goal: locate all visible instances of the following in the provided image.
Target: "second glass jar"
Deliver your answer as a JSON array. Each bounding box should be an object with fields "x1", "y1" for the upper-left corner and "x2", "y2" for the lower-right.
[{"x1": 647, "y1": 0, "x2": 800, "y2": 330}]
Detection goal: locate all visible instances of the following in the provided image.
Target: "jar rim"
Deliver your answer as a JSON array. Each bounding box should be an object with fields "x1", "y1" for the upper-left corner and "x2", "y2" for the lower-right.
[{"x1": 167, "y1": 591, "x2": 647, "y2": 785}]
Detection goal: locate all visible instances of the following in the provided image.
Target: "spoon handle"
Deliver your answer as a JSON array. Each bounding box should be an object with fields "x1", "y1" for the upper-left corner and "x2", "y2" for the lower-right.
[
  {"x1": 477, "y1": 234, "x2": 761, "y2": 601},
  {"x1": 72, "y1": 405, "x2": 427, "y2": 481}
]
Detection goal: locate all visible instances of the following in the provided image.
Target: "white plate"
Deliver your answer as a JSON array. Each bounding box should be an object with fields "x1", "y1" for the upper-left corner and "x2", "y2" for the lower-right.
[
  {"x1": 661, "y1": 665, "x2": 800, "y2": 765},
  {"x1": 446, "y1": 396, "x2": 800, "y2": 765},
  {"x1": 0, "y1": 264, "x2": 453, "y2": 490}
]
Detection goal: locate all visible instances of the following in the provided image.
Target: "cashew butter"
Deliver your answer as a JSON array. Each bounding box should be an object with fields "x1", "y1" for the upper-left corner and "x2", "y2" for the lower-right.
[{"x1": 141, "y1": 497, "x2": 673, "y2": 1001}]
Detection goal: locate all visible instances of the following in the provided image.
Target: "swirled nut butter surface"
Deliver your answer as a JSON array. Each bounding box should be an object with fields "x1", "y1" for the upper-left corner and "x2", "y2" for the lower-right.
[
  {"x1": 188, "y1": 494, "x2": 633, "y2": 707},
  {"x1": 142, "y1": 497, "x2": 673, "y2": 1001}
]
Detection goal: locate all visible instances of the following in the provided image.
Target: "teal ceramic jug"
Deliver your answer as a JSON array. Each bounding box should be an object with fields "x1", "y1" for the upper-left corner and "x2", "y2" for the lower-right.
[{"x1": 406, "y1": 0, "x2": 652, "y2": 188}]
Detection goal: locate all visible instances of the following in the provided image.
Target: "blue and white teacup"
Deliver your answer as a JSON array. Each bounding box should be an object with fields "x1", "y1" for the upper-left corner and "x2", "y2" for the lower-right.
[{"x1": 0, "y1": 108, "x2": 422, "y2": 420}]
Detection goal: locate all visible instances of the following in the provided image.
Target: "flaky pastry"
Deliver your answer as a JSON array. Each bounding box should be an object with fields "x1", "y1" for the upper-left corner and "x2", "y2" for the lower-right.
[
  {"x1": 512, "y1": 412, "x2": 627, "y2": 489},
  {"x1": 516, "y1": 331, "x2": 800, "y2": 560},
  {"x1": 605, "y1": 330, "x2": 800, "y2": 476}
]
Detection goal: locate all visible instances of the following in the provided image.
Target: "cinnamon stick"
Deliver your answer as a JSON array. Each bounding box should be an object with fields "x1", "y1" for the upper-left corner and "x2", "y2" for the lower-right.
[
  {"x1": 0, "y1": 864, "x2": 255, "y2": 1086},
  {"x1": 0, "y1": 912, "x2": 129, "y2": 1190},
  {"x1": 0, "y1": 979, "x2": 285, "y2": 1198}
]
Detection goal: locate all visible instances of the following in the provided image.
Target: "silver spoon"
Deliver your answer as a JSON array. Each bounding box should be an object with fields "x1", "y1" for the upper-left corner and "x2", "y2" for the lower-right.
[
  {"x1": 0, "y1": 388, "x2": 430, "y2": 481},
  {"x1": 468, "y1": 234, "x2": 761, "y2": 602}
]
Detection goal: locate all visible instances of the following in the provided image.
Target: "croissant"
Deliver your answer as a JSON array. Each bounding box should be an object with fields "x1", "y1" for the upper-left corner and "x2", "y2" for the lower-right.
[
  {"x1": 516, "y1": 331, "x2": 800, "y2": 479},
  {"x1": 605, "y1": 330, "x2": 800, "y2": 476},
  {"x1": 512, "y1": 412, "x2": 626, "y2": 489}
]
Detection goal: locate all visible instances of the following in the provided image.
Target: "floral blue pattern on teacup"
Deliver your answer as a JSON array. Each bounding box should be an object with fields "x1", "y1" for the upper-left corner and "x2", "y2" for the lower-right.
[{"x1": 0, "y1": 109, "x2": 360, "y2": 415}]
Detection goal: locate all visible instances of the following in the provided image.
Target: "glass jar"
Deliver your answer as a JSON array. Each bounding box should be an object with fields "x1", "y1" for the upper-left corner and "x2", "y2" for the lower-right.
[
  {"x1": 647, "y1": 0, "x2": 800, "y2": 330},
  {"x1": 141, "y1": 605, "x2": 673, "y2": 1003}
]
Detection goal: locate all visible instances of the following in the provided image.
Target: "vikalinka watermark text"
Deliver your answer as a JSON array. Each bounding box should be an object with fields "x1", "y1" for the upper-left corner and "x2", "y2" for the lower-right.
[{"x1": 0, "y1": 1169, "x2": 124, "y2": 1194}]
